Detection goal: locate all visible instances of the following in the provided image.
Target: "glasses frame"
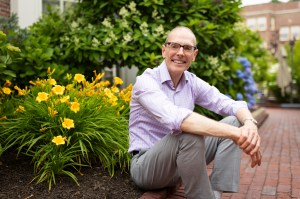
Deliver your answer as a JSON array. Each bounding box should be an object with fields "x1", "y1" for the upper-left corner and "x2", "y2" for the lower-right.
[{"x1": 165, "y1": 42, "x2": 197, "y2": 53}]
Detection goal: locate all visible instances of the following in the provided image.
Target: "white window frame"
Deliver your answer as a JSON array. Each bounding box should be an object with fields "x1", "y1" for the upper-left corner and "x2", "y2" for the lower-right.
[
  {"x1": 291, "y1": 26, "x2": 300, "y2": 40},
  {"x1": 279, "y1": 27, "x2": 289, "y2": 41},
  {"x1": 246, "y1": 18, "x2": 256, "y2": 31},
  {"x1": 257, "y1": 17, "x2": 267, "y2": 31}
]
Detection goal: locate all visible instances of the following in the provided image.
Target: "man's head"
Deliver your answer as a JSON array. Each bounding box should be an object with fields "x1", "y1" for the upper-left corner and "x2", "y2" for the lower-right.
[{"x1": 162, "y1": 26, "x2": 198, "y2": 76}]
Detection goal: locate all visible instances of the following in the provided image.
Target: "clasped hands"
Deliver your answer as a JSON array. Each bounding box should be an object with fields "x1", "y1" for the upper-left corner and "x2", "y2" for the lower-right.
[{"x1": 236, "y1": 122, "x2": 262, "y2": 168}]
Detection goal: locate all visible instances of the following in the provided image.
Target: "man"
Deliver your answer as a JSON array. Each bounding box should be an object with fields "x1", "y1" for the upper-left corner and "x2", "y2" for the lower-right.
[{"x1": 129, "y1": 26, "x2": 262, "y2": 199}]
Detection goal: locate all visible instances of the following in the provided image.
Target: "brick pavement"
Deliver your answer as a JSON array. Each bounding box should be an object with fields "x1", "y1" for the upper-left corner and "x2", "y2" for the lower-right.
[{"x1": 139, "y1": 108, "x2": 300, "y2": 199}]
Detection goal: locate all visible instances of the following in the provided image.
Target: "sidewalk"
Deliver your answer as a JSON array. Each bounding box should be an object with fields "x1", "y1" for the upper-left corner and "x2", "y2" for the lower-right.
[{"x1": 139, "y1": 108, "x2": 300, "y2": 199}]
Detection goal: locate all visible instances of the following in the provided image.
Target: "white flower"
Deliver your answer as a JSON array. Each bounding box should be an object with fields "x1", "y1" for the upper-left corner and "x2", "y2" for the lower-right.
[
  {"x1": 208, "y1": 56, "x2": 219, "y2": 67},
  {"x1": 153, "y1": 25, "x2": 164, "y2": 36},
  {"x1": 123, "y1": 33, "x2": 132, "y2": 44},
  {"x1": 92, "y1": 37, "x2": 100, "y2": 47},
  {"x1": 103, "y1": 37, "x2": 112, "y2": 45},
  {"x1": 102, "y1": 17, "x2": 113, "y2": 28},
  {"x1": 128, "y1": 1, "x2": 137, "y2": 12},
  {"x1": 71, "y1": 21, "x2": 78, "y2": 29},
  {"x1": 120, "y1": 20, "x2": 129, "y2": 28},
  {"x1": 119, "y1": 7, "x2": 129, "y2": 17}
]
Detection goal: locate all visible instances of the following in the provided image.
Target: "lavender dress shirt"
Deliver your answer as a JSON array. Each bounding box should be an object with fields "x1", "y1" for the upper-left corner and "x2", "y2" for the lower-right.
[{"x1": 128, "y1": 61, "x2": 247, "y2": 152}]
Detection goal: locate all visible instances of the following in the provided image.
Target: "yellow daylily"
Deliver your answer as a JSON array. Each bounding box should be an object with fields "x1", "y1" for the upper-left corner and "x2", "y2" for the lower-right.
[
  {"x1": 4, "y1": 80, "x2": 12, "y2": 87},
  {"x1": 36, "y1": 92, "x2": 49, "y2": 102},
  {"x1": 16, "y1": 105, "x2": 25, "y2": 112},
  {"x1": 51, "y1": 85, "x2": 65, "y2": 95},
  {"x1": 74, "y1": 74, "x2": 85, "y2": 83},
  {"x1": 2, "y1": 87, "x2": 12, "y2": 95},
  {"x1": 114, "y1": 77, "x2": 123, "y2": 85},
  {"x1": 48, "y1": 78, "x2": 57, "y2": 85},
  {"x1": 70, "y1": 101, "x2": 80, "y2": 113},
  {"x1": 62, "y1": 118, "x2": 75, "y2": 129},
  {"x1": 52, "y1": 135, "x2": 67, "y2": 145},
  {"x1": 60, "y1": 95, "x2": 70, "y2": 103}
]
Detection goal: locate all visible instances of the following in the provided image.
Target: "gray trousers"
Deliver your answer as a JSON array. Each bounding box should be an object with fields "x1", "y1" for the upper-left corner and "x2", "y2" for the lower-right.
[{"x1": 130, "y1": 116, "x2": 242, "y2": 199}]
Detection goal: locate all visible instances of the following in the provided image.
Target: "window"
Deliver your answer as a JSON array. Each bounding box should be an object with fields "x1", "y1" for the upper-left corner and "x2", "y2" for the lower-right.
[
  {"x1": 279, "y1": 27, "x2": 289, "y2": 41},
  {"x1": 42, "y1": 0, "x2": 77, "y2": 14},
  {"x1": 246, "y1": 18, "x2": 256, "y2": 30},
  {"x1": 257, "y1": 17, "x2": 267, "y2": 31},
  {"x1": 291, "y1": 26, "x2": 300, "y2": 40}
]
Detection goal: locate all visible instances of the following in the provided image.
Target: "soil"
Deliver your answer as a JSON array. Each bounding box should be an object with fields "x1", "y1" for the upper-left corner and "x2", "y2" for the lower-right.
[{"x1": 0, "y1": 151, "x2": 144, "y2": 199}]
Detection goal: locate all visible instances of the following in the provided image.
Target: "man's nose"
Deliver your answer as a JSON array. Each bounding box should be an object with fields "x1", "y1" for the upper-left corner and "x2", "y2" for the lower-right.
[{"x1": 177, "y1": 47, "x2": 184, "y2": 55}]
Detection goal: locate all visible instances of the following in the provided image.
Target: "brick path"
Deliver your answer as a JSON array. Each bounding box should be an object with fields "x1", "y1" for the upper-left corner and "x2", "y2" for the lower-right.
[{"x1": 139, "y1": 108, "x2": 300, "y2": 199}]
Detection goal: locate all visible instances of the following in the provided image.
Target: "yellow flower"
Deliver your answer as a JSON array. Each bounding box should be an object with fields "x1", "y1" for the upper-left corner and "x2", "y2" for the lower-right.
[
  {"x1": 0, "y1": 116, "x2": 7, "y2": 121},
  {"x1": 70, "y1": 101, "x2": 80, "y2": 113},
  {"x1": 66, "y1": 84, "x2": 73, "y2": 91},
  {"x1": 4, "y1": 80, "x2": 12, "y2": 87},
  {"x1": 47, "y1": 67, "x2": 55, "y2": 75},
  {"x1": 16, "y1": 105, "x2": 25, "y2": 112},
  {"x1": 60, "y1": 95, "x2": 70, "y2": 103},
  {"x1": 99, "y1": 80, "x2": 111, "y2": 87},
  {"x1": 47, "y1": 107, "x2": 58, "y2": 118},
  {"x1": 14, "y1": 86, "x2": 29, "y2": 96},
  {"x1": 62, "y1": 118, "x2": 75, "y2": 129},
  {"x1": 40, "y1": 127, "x2": 47, "y2": 132},
  {"x1": 111, "y1": 86, "x2": 119, "y2": 93},
  {"x1": 93, "y1": 70, "x2": 104, "y2": 81},
  {"x1": 51, "y1": 85, "x2": 65, "y2": 95},
  {"x1": 108, "y1": 95, "x2": 118, "y2": 106},
  {"x1": 104, "y1": 88, "x2": 114, "y2": 98},
  {"x1": 48, "y1": 78, "x2": 57, "y2": 85},
  {"x1": 52, "y1": 135, "x2": 67, "y2": 145},
  {"x1": 36, "y1": 92, "x2": 49, "y2": 102},
  {"x1": 74, "y1": 74, "x2": 85, "y2": 83},
  {"x1": 2, "y1": 87, "x2": 12, "y2": 95},
  {"x1": 114, "y1": 77, "x2": 123, "y2": 85}
]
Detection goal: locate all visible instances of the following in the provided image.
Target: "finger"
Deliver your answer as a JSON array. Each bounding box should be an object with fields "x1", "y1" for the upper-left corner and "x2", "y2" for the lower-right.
[
  {"x1": 251, "y1": 152, "x2": 258, "y2": 168},
  {"x1": 257, "y1": 150, "x2": 262, "y2": 166},
  {"x1": 249, "y1": 135, "x2": 261, "y2": 155},
  {"x1": 243, "y1": 133, "x2": 258, "y2": 154},
  {"x1": 239, "y1": 129, "x2": 255, "y2": 153},
  {"x1": 237, "y1": 127, "x2": 248, "y2": 146}
]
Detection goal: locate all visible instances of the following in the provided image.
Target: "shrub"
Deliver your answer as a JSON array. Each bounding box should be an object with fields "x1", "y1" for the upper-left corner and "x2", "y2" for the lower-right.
[{"x1": 0, "y1": 69, "x2": 132, "y2": 190}]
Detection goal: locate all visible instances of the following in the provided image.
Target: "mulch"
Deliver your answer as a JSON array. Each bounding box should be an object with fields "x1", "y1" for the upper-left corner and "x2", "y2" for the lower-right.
[{"x1": 0, "y1": 151, "x2": 144, "y2": 199}]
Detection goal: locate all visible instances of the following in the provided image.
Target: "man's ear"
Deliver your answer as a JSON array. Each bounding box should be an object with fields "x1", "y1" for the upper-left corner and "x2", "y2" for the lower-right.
[
  {"x1": 162, "y1": 45, "x2": 166, "y2": 58},
  {"x1": 193, "y1": 49, "x2": 199, "y2": 61}
]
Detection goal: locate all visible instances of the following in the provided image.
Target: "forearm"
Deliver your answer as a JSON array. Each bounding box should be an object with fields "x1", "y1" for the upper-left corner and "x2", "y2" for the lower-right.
[
  {"x1": 236, "y1": 107, "x2": 255, "y2": 126},
  {"x1": 180, "y1": 112, "x2": 241, "y2": 142}
]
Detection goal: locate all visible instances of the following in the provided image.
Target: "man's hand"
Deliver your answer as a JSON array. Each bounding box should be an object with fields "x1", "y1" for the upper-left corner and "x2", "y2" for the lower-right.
[
  {"x1": 236, "y1": 121, "x2": 262, "y2": 167},
  {"x1": 237, "y1": 122, "x2": 260, "y2": 155},
  {"x1": 250, "y1": 150, "x2": 262, "y2": 168}
]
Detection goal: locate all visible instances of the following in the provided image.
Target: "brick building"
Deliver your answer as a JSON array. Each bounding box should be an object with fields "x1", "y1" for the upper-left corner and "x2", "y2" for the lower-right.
[
  {"x1": 0, "y1": 0, "x2": 10, "y2": 17},
  {"x1": 240, "y1": 1, "x2": 300, "y2": 50}
]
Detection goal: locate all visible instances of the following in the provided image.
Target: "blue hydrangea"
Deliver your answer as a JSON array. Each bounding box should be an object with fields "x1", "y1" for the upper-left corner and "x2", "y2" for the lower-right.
[{"x1": 236, "y1": 57, "x2": 258, "y2": 109}]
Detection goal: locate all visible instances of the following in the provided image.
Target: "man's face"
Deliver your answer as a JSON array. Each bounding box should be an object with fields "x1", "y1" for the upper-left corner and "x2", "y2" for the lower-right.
[{"x1": 162, "y1": 30, "x2": 198, "y2": 76}]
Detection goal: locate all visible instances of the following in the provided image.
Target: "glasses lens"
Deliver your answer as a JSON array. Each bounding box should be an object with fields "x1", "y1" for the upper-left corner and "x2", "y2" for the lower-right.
[
  {"x1": 183, "y1": 45, "x2": 193, "y2": 51},
  {"x1": 169, "y1": 42, "x2": 180, "y2": 49},
  {"x1": 166, "y1": 42, "x2": 195, "y2": 53}
]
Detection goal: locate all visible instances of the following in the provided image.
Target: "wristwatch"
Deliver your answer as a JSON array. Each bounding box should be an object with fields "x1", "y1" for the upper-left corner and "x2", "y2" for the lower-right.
[{"x1": 243, "y1": 118, "x2": 258, "y2": 125}]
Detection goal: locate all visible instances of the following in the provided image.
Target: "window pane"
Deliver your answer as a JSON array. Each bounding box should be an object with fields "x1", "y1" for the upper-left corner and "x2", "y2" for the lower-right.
[
  {"x1": 257, "y1": 17, "x2": 266, "y2": 31},
  {"x1": 246, "y1": 18, "x2": 256, "y2": 30},
  {"x1": 279, "y1": 27, "x2": 289, "y2": 41}
]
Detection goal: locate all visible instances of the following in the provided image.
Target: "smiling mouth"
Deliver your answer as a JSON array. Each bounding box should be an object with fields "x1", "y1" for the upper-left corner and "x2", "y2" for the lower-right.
[{"x1": 172, "y1": 59, "x2": 186, "y2": 64}]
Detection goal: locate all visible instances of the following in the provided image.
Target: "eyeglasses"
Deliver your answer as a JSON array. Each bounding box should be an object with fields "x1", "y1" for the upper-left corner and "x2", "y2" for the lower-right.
[{"x1": 165, "y1": 42, "x2": 197, "y2": 53}]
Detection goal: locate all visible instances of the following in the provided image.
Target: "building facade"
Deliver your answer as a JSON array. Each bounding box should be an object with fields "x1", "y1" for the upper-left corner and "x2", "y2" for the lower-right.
[
  {"x1": 0, "y1": 0, "x2": 10, "y2": 17},
  {"x1": 241, "y1": 1, "x2": 300, "y2": 50}
]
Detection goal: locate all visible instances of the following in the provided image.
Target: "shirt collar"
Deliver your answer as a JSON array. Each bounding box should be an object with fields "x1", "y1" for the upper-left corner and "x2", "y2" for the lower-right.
[{"x1": 158, "y1": 61, "x2": 189, "y2": 85}]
